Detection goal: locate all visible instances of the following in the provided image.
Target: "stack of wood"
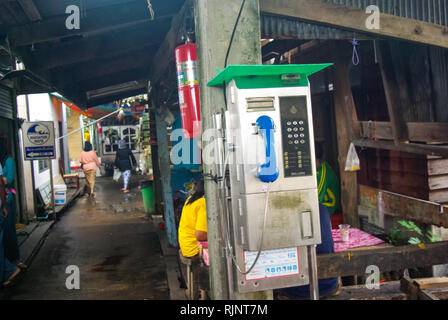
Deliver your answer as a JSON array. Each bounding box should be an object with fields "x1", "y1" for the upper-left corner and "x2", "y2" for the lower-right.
[{"x1": 401, "y1": 276, "x2": 448, "y2": 300}]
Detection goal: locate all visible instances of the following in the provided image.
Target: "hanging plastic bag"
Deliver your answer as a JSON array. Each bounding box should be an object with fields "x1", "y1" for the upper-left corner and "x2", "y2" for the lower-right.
[
  {"x1": 113, "y1": 170, "x2": 122, "y2": 182},
  {"x1": 345, "y1": 143, "x2": 360, "y2": 172}
]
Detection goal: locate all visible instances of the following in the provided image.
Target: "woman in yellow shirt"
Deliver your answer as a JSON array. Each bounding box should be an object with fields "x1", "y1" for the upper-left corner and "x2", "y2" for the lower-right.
[
  {"x1": 178, "y1": 180, "x2": 208, "y2": 299},
  {"x1": 178, "y1": 181, "x2": 207, "y2": 257}
]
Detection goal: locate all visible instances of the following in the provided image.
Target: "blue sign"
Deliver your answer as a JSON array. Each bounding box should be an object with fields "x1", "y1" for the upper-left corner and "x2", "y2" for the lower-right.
[
  {"x1": 25, "y1": 146, "x2": 55, "y2": 159},
  {"x1": 23, "y1": 121, "x2": 56, "y2": 160}
]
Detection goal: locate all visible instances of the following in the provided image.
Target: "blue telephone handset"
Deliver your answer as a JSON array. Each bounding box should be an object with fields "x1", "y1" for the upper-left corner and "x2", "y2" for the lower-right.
[{"x1": 256, "y1": 116, "x2": 279, "y2": 183}]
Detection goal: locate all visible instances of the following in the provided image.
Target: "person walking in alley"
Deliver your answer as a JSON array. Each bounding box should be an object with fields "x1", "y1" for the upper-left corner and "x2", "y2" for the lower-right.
[
  {"x1": 115, "y1": 139, "x2": 136, "y2": 193},
  {"x1": 79, "y1": 141, "x2": 102, "y2": 197},
  {"x1": 0, "y1": 137, "x2": 26, "y2": 270},
  {"x1": 0, "y1": 162, "x2": 21, "y2": 287}
]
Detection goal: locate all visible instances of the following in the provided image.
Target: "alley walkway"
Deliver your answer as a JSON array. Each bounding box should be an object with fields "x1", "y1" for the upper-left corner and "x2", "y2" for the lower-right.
[{"x1": 7, "y1": 177, "x2": 170, "y2": 300}]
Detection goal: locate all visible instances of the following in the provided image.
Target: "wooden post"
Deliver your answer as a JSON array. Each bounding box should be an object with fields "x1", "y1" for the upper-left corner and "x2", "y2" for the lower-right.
[
  {"x1": 194, "y1": 0, "x2": 272, "y2": 300},
  {"x1": 149, "y1": 109, "x2": 163, "y2": 215},
  {"x1": 332, "y1": 41, "x2": 361, "y2": 228},
  {"x1": 376, "y1": 41, "x2": 409, "y2": 144},
  {"x1": 155, "y1": 108, "x2": 178, "y2": 248}
]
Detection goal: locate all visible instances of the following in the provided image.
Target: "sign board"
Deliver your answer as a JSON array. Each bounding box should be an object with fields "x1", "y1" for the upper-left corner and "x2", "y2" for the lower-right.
[
  {"x1": 243, "y1": 247, "x2": 300, "y2": 281},
  {"x1": 22, "y1": 121, "x2": 56, "y2": 160},
  {"x1": 132, "y1": 104, "x2": 145, "y2": 116}
]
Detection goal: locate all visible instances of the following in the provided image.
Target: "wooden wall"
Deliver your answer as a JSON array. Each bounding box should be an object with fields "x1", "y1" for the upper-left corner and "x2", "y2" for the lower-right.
[
  {"x1": 358, "y1": 148, "x2": 429, "y2": 200},
  {"x1": 427, "y1": 156, "x2": 448, "y2": 205},
  {"x1": 287, "y1": 39, "x2": 448, "y2": 225}
]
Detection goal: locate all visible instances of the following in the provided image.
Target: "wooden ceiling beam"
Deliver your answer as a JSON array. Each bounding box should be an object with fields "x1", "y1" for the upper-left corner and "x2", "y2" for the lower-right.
[
  {"x1": 51, "y1": 48, "x2": 154, "y2": 86},
  {"x1": 8, "y1": 0, "x2": 174, "y2": 47},
  {"x1": 18, "y1": 0, "x2": 41, "y2": 22},
  {"x1": 63, "y1": 66, "x2": 151, "y2": 98},
  {"x1": 85, "y1": 87, "x2": 148, "y2": 108},
  {"x1": 24, "y1": 23, "x2": 165, "y2": 70},
  {"x1": 259, "y1": 0, "x2": 448, "y2": 49},
  {"x1": 149, "y1": 0, "x2": 191, "y2": 85}
]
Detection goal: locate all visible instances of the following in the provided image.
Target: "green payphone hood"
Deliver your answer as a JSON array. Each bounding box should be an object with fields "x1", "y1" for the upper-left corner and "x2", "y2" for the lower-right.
[{"x1": 207, "y1": 64, "x2": 333, "y2": 89}]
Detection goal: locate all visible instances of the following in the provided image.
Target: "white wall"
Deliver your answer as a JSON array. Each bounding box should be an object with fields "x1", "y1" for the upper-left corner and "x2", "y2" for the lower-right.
[
  {"x1": 16, "y1": 95, "x2": 35, "y2": 218},
  {"x1": 27, "y1": 93, "x2": 62, "y2": 188}
]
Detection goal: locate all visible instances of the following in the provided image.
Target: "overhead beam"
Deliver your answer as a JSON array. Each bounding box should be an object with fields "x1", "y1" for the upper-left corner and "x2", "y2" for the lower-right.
[
  {"x1": 1, "y1": 1, "x2": 29, "y2": 25},
  {"x1": 259, "y1": 0, "x2": 448, "y2": 49},
  {"x1": 59, "y1": 66, "x2": 151, "y2": 108},
  {"x1": 353, "y1": 138, "x2": 448, "y2": 158},
  {"x1": 51, "y1": 47, "x2": 154, "y2": 85},
  {"x1": 26, "y1": 23, "x2": 166, "y2": 70},
  {"x1": 8, "y1": 0, "x2": 175, "y2": 47},
  {"x1": 361, "y1": 121, "x2": 448, "y2": 144},
  {"x1": 18, "y1": 0, "x2": 41, "y2": 22},
  {"x1": 85, "y1": 86, "x2": 148, "y2": 108},
  {"x1": 149, "y1": 0, "x2": 190, "y2": 85}
]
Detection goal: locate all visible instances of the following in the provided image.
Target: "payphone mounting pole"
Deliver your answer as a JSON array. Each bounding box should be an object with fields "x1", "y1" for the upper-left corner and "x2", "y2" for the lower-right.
[
  {"x1": 308, "y1": 245, "x2": 319, "y2": 300},
  {"x1": 214, "y1": 112, "x2": 234, "y2": 299}
]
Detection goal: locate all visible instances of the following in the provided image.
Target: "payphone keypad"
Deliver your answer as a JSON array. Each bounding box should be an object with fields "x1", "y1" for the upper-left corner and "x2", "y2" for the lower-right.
[{"x1": 280, "y1": 96, "x2": 312, "y2": 177}]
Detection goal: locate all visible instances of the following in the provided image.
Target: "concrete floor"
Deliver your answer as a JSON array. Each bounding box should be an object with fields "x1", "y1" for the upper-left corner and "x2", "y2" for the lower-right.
[{"x1": 8, "y1": 177, "x2": 170, "y2": 300}]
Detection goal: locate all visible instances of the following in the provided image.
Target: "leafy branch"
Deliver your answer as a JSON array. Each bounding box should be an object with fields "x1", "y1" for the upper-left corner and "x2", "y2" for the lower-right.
[{"x1": 396, "y1": 220, "x2": 440, "y2": 245}]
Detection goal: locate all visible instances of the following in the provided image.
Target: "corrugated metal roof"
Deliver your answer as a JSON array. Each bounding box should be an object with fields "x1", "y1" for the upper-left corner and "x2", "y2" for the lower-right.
[
  {"x1": 0, "y1": 84, "x2": 14, "y2": 120},
  {"x1": 324, "y1": 0, "x2": 448, "y2": 26},
  {"x1": 261, "y1": 14, "x2": 371, "y2": 40}
]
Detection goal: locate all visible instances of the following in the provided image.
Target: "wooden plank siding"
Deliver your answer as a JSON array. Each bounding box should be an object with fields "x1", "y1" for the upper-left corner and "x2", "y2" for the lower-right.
[
  {"x1": 428, "y1": 156, "x2": 448, "y2": 205},
  {"x1": 360, "y1": 122, "x2": 448, "y2": 144},
  {"x1": 358, "y1": 149, "x2": 430, "y2": 200},
  {"x1": 359, "y1": 185, "x2": 448, "y2": 229}
]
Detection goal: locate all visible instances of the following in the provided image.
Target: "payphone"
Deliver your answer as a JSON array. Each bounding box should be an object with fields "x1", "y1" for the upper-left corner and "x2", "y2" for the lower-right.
[{"x1": 207, "y1": 64, "x2": 332, "y2": 295}]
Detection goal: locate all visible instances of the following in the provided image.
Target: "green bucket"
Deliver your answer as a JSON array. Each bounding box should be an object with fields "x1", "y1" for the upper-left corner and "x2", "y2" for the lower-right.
[{"x1": 140, "y1": 180, "x2": 155, "y2": 214}]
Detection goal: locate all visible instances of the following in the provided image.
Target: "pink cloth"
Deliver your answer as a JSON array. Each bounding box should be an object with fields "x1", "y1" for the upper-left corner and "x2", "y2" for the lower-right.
[
  {"x1": 198, "y1": 241, "x2": 209, "y2": 266},
  {"x1": 79, "y1": 150, "x2": 101, "y2": 172},
  {"x1": 332, "y1": 228, "x2": 384, "y2": 252},
  {"x1": 198, "y1": 229, "x2": 385, "y2": 266}
]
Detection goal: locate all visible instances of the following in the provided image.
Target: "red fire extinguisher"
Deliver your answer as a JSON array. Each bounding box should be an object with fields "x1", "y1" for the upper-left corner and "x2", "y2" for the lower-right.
[
  {"x1": 175, "y1": 42, "x2": 201, "y2": 138},
  {"x1": 97, "y1": 121, "x2": 102, "y2": 133}
]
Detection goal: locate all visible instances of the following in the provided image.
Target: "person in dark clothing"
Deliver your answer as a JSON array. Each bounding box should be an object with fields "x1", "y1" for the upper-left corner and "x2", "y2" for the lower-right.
[
  {"x1": 114, "y1": 139, "x2": 137, "y2": 193},
  {"x1": 0, "y1": 137, "x2": 25, "y2": 269},
  {"x1": 1, "y1": 162, "x2": 21, "y2": 286},
  {"x1": 277, "y1": 203, "x2": 340, "y2": 299}
]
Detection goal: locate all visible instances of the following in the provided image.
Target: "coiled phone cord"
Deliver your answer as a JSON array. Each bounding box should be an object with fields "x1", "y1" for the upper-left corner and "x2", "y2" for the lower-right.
[{"x1": 219, "y1": 150, "x2": 272, "y2": 275}]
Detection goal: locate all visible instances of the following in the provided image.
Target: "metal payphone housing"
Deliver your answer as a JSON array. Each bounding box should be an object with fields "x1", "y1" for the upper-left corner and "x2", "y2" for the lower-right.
[{"x1": 208, "y1": 64, "x2": 333, "y2": 293}]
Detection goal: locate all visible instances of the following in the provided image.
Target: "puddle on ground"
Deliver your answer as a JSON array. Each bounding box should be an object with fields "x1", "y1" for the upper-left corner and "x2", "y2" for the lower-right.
[{"x1": 90, "y1": 255, "x2": 126, "y2": 273}]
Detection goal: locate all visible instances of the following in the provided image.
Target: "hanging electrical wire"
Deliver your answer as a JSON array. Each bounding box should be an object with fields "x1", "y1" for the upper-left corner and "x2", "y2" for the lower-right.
[
  {"x1": 147, "y1": 0, "x2": 155, "y2": 20},
  {"x1": 224, "y1": 0, "x2": 246, "y2": 68}
]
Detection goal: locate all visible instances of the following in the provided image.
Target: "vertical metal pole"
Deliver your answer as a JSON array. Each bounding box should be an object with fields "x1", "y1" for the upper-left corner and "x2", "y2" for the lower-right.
[
  {"x1": 308, "y1": 245, "x2": 319, "y2": 300},
  {"x1": 214, "y1": 113, "x2": 233, "y2": 299},
  {"x1": 49, "y1": 160, "x2": 56, "y2": 221},
  {"x1": 61, "y1": 105, "x2": 70, "y2": 174}
]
